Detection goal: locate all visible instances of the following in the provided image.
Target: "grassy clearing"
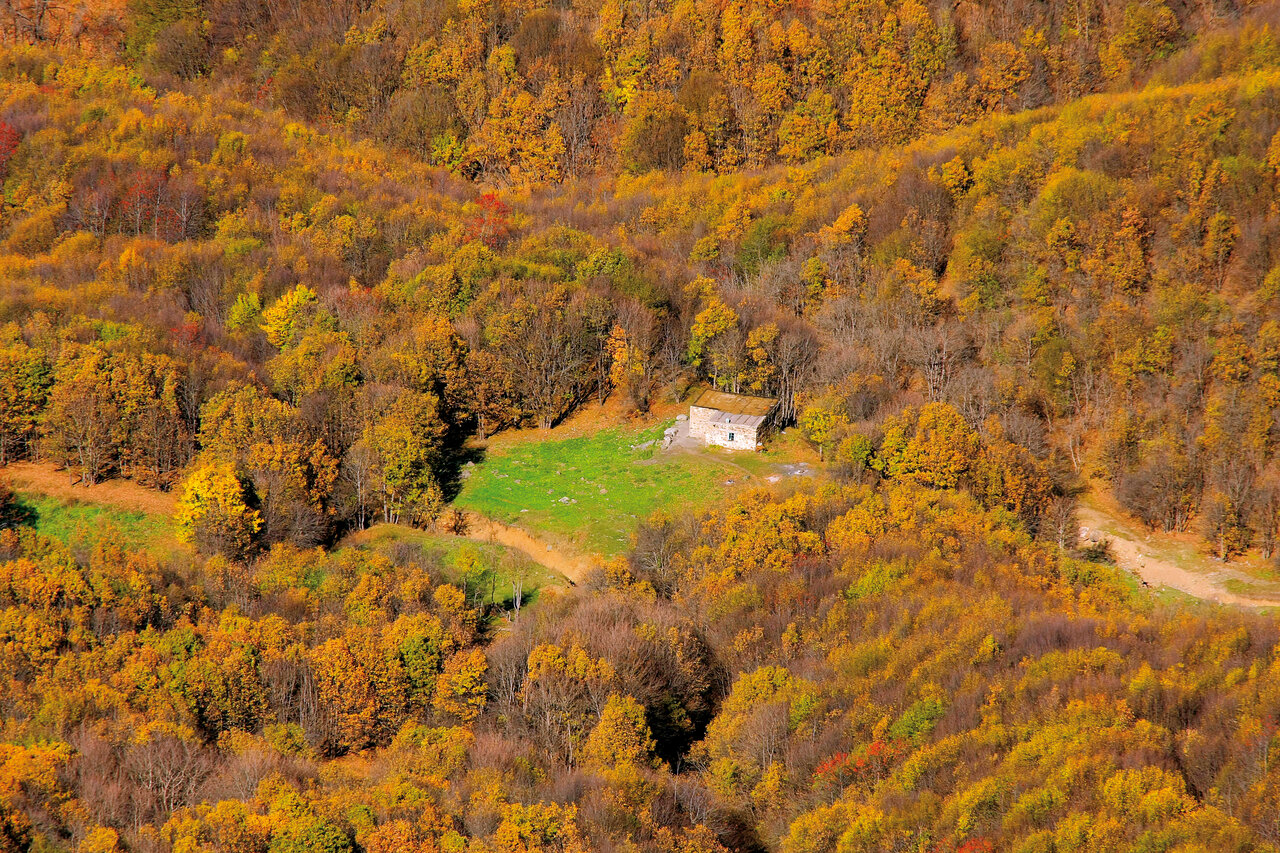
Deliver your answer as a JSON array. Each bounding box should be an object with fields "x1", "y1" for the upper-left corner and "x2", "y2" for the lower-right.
[
  {"x1": 1221, "y1": 576, "x2": 1280, "y2": 601},
  {"x1": 454, "y1": 419, "x2": 755, "y2": 556},
  {"x1": 12, "y1": 491, "x2": 179, "y2": 557},
  {"x1": 709, "y1": 427, "x2": 821, "y2": 478},
  {"x1": 340, "y1": 523, "x2": 565, "y2": 609}
]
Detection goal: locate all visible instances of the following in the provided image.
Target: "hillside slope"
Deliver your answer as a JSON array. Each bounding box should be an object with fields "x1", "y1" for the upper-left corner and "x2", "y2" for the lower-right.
[
  {"x1": 6, "y1": 14, "x2": 1280, "y2": 853},
  {"x1": 8, "y1": 46, "x2": 1280, "y2": 560}
]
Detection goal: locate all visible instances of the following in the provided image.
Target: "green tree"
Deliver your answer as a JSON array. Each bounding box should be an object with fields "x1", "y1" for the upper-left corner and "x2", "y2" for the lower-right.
[
  {"x1": 366, "y1": 390, "x2": 446, "y2": 526},
  {"x1": 0, "y1": 343, "x2": 50, "y2": 464}
]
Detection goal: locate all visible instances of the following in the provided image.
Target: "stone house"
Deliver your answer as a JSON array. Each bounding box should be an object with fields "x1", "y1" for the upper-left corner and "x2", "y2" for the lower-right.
[{"x1": 688, "y1": 388, "x2": 779, "y2": 451}]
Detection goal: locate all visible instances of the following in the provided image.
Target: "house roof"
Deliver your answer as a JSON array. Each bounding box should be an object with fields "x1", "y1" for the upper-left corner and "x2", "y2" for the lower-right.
[
  {"x1": 690, "y1": 388, "x2": 778, "y2": 418},
  {"x1": 708, "y1": 410, "x2": 769, "y2": 430}
]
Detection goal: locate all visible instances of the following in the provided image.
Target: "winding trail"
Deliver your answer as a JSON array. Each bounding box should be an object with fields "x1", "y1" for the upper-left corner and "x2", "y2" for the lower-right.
[
  {"x1": 13, "y1": 459, "x2": 1279, "y2": 608},
  {"x1": 454, "y1": 511, "x2": 597, "y2": 585},
  {"x1": 1077, "y1": 502, "x2": 1280, "y2": 609},
  {"x1": 2, "y1": 462, "x2": 177, "y2": 516},
  {"x1": 2, "y1": 462, "x2": 595, "y2": 582}
]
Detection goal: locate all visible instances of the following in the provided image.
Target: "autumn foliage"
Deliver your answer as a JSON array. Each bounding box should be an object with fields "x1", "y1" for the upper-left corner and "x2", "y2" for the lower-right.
[{"x1": 5, "y1": 4, "x2": 1280, "y2": 853}]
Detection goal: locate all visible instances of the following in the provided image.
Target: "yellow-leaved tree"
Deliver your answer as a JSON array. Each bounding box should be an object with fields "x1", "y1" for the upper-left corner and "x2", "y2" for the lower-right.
[
  {"x1": 797, "y1": 397, "x2": 849, "y2": 461},
  {"x1": 260, "y1": 283, "x2": 323, "y2": 349},
  {"x1": 365, "y1": 390, "x2": 446, "y2": 526},
  {"x1": 581, "y1": 693, "x2": 657, "y2": 771},
  {"x1": 433, "y1": 648, "x2": 488, "y2": 723},
  {"x1": 878, "y1": 402, "x2": 980, "y2": 490},
  {"x1": 174, "y1": 461, "x2": 262, "y2": 557}
]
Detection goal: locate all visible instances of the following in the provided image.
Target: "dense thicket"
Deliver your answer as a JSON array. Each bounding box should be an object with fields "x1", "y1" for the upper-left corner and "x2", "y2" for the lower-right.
[
  {"x1": 0, "y1": 52, "x2": 686, "y2": 547},
  {"x1": 9, "y1": 22, "x2": 1280, "y2": 553},
  {"x1": 9, "y1": 0, "x2": 1267, "y2": 182},
  {"x1": 6, "y1": 6, "x2": 1280, "y2": 852},
  {"x1": 7, "y1": 479, "x2": 1280, "y2": 851}
]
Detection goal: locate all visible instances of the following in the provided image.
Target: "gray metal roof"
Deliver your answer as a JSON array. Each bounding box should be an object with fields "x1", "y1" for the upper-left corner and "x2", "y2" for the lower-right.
[{"x1": 709, "y1": 410, "x2": 768, "y2": 429}]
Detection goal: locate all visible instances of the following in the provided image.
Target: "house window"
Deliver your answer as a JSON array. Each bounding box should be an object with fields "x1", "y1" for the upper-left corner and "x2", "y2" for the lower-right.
[{"x1": 728, "y1": 432, "x2": 735, "y2": 442}]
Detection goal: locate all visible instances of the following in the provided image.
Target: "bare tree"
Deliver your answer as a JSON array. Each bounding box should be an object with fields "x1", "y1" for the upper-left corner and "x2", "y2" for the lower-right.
[
  {"x1": 488, "y1": 284, "x2": 597, "y2": 429},
  {"x1": 125, "y1": 734, "x2": 215, "y2": 826},
  {"x1": 909, "y1": 323, "x2": 972, "y2": 403},
  {"x1": 771, "y1": 318, "x2": 819, "y2": 423},
  {"x1": 1046, "y1": 496, "x2": 1078, "y2": 551},
  {"x1": 558, "y1": 72, "x2": 601, "y2": 177},
  {"x1": 1, "y1": 0, "x2": 62, "y2": 44},
  {"x1": 341, "y1": 438, "x2": 377, "y2": 531}
]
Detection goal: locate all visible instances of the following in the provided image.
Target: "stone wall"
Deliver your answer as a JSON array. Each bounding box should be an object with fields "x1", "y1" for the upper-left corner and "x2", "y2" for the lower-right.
[
  {"x1": 689, "y1": 405, "x2": 760, "y2": 451},
  {"x1": 689, "y1": 405, "x2": 715, "y2": 441}
]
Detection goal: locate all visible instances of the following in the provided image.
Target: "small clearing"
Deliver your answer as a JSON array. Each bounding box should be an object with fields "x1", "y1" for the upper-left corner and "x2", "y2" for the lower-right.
[
  {"x1": 1078, "y1": 490, "x2": 1280, "y2": 609},
  {"x1": 455, "y1": 418, "x2": 742, "y2": 556},
  {"x1": 456, "y1": 404, "x2": 819, "y2": 558},
  {"x1": 2, "y1": 461, "x2": 177, "y2": 516},
  {"x1": 1, "y1": 462, "x2": 180, "y2": 556},
  {"x1": 340, "y1": 523, "x2": 568, "y2": 606},
  {"x1": 455, "y1": 511, "x2": 595, "y2": 584}
]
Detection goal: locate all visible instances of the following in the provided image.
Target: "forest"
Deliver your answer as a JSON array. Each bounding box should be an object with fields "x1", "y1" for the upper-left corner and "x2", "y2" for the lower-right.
[{"x1": 4, "y1": 0, "x2": 1280, "y2": 850}]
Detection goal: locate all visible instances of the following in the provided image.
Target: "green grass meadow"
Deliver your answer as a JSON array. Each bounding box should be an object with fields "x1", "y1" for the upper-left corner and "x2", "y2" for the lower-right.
[
  {"x1": 7, "y1": 417, "x2": 809, "y2": 597},
  {"x1": 13, "y1": 491, "x2": 180, "y2": 558},
  {"x1": 13, "y1": 487, "x2": 559, "y2": 611},
  {"x1": 454, "y1": 420, "x2": 753, "y2": 556}
]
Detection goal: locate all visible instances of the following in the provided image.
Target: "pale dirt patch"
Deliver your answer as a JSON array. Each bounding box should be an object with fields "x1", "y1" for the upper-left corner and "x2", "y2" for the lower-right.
[
  {"x1": 2, "y1": 461, "x2": 177, "y2": 517},
  {"x1": 1077, "y1": 499, "x2": 1280, "y2": 609},
  {"x1": 455, "y1": 511, "x2": 597, "y2": 584},
  {"x1": 483, "y1": 395, "x2": 688, "y2": 449}
]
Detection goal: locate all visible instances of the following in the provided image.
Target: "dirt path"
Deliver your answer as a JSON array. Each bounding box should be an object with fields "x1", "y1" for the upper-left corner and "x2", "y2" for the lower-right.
[
  {"x1": 1077, "y1": 503, "x2": 1280, "y2": 608},
  {"x1": 1, "y1": 462, "x2": 177, "y2": 517},
  {"x1": 456, "y1": 511, "x2": 597, "y2": 585},
  {"x1": 3, "y1": 463, "x2": 598, "y2": 584}
]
